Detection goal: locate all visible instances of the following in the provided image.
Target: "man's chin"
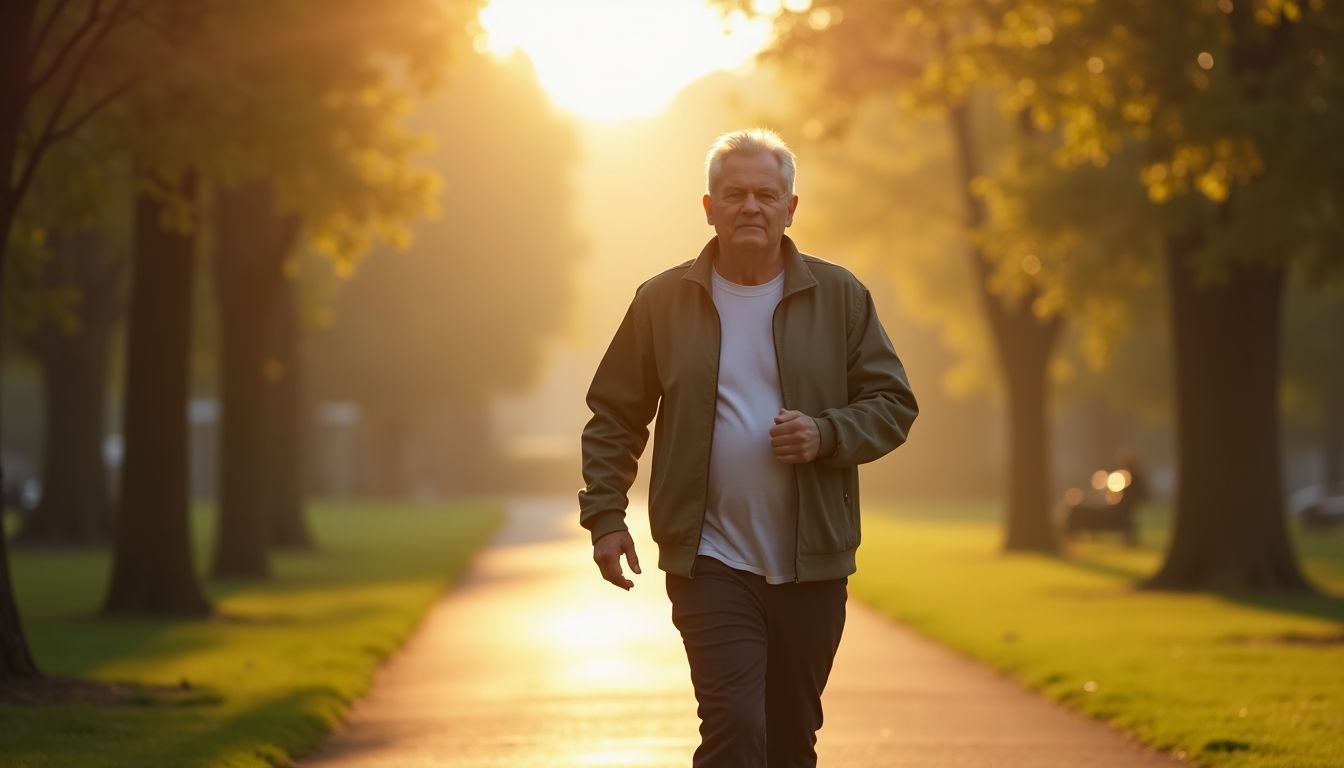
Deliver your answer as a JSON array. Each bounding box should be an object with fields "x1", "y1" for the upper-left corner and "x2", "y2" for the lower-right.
[{"x1": 730, "y1": 231, "x2": 772, "y2": 248}]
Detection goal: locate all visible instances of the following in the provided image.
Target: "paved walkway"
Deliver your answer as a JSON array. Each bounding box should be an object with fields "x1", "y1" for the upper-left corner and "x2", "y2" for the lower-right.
[{"x1": 301, "y1": 497, "x2": 1177, "y2": 767}]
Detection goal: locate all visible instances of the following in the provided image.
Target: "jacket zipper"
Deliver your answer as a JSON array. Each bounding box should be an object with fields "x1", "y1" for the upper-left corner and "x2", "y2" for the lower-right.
[
  {"x1": 771, "y1": 294, "x2": 802, "y2": 583},
  {"x1": 693, "y1": 290, "x2": 722, "y2": 578}
]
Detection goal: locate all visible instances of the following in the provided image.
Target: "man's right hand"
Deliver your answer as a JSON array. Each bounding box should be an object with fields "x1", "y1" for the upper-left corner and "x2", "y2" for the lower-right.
[{"x1": 593, "y1": 530, "x2": 641, "y2": 590}]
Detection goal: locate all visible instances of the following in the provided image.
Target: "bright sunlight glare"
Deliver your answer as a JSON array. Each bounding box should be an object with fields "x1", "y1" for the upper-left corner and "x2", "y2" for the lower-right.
[{"x1": 478, "y1": 0, "x2": 801, "y2": 121}]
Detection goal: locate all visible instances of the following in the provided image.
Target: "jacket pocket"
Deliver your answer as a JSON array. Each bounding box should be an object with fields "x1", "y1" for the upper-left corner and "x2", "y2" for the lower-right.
[
  {"x1": 844, "y1": 473, "x2": 861, "y2": 547},
  {"x1": 798, "y1": 464, "x2": 857, "y2": 555}
]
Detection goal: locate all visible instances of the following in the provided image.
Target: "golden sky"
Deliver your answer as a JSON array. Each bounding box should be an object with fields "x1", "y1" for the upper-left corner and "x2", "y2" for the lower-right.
[{"x1": 477, "y1": 0, "x2": 808, "y2": 120}]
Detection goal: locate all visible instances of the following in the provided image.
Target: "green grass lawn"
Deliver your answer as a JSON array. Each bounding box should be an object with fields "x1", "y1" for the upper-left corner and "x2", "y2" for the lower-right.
[
  {"x1": 851, "y1": 501, "x2": 1344, "y2": 768},
  {"x1": 1, "y1": 500, "x2": 501, "y2": 768}
]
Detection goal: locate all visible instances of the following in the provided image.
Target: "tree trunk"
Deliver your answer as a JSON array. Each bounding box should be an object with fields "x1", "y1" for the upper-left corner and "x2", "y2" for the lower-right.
[
  {"x1": 946, "y1": 101, "x2": 1062, "y2": 554},
  {"x1": 103, "y1": 176, "x2": 212, "y2": 616},
  {"x1": 0, "y1": 0, "x2": 43, "y2": 681},
  {"x1": 0, "y1": 530, "x2": 40, "y2": 679},
  {"x1": 16, "y1": 229, "x2": 121, "y2": 547},
  {"x1": 1324, "y1": 383, "x2": 1342, "y2": 493},
  {"x1": 210, "y1": 180, "x2": 301, "y2": 577},
  {"x1": 1146, "y1": 237, "x2": 1312, "y2": 592},
  {"x1": 998, "y1": 313, "x2": 1061, "y2": 552},
  {"x1": 268, "y1": 270, "x2": 314, "y2": 549},
  {"x1": 16, "y1": 326, "x2": 115, "y2": 546}
]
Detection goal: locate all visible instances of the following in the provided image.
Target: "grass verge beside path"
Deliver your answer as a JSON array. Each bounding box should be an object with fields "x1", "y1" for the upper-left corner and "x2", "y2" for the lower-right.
[
  {"x1": 1, "y1": 500, "x2": 502, "y2": 768},
  {"x1": 851, "y1": 501, "x2": 1344, "y2": 768}
]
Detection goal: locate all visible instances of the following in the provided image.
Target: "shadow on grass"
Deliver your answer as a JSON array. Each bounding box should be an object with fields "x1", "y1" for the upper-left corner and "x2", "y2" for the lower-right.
[
  {"x1": 142, "y1": 686, "x2": 338, "y2": 768},
  {"x1": 1224, "y1": 590, "x2": 1344, "y2": 626},
  {"x1": 0, "y1": 677, "x2": 222, "y2": 708},
  {"x1": 31, "y1": 598, "x2": 393, "y2": 679},
  {"x1": 1, "y1": 669, "x2": 385, "y2": 768},
  {"x1": 1046, "y1": 534, "x2": 1344, "y2": 626},
  {"x1": 3, "y1": 501, "x2": 504, "y2": 768},
  {"x1": 27, "y1": 616, "x2": 219, "y2": 680},
  {"x1": 1050, "y1": 555, "x2": 1344, "y2": 625}
]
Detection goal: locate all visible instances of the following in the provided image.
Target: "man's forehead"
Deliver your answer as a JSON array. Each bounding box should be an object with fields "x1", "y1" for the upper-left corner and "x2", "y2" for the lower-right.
[
  {"x1": 719, "y1": 178, "x2": 786, "y2": 190},
  {"x1": 720, "y1": 151, "x2": 782, "y2": 174},
  {"x1": 716, "y1": 153, "x2": 787, "y2": 189}
]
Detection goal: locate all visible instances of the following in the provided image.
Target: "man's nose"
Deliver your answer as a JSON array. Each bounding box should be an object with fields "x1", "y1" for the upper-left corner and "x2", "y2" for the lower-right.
[{"x1": 742, "y1": 193, "x2": 762, "y2": 212}]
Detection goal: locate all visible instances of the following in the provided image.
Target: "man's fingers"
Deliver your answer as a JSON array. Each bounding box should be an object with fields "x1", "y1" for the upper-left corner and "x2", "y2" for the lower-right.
[
  {"x1": 593, "y1": 532, "x2": 638, "y2": 589},
  {"x1": 598, "y1": 556, "x2": 633, "y2": 590},
  {"x1": 624, "y1": 540, "x2": 642, "y2": 574},
  {"x1": 774, "y1": 409, "x2": 800, "y2": 424}
]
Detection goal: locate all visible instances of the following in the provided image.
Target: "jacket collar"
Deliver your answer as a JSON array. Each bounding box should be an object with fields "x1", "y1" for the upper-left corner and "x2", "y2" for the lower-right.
[{"x1": 683, "y1": 235, "x2": 819, "y2": 297}]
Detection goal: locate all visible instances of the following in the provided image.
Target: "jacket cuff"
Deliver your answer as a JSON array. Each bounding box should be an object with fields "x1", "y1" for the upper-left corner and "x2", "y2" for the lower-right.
[
  {"x1": 586, "y1": 510, "x2": 629, "y2": 545},
  {"x1": 814, "y1": 415, "x2": 838, "y2": 460}
]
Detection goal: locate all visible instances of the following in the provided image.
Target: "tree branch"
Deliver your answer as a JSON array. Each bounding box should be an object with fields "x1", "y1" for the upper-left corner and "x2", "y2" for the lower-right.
[
  {"x1": 29, "y1": 0, "x2": 75, "y2": 64},
  {"x1": 25, "y1": 0, "x2": 105, "y2": 106},
  {"x1": 11, "y1": 69, "x2": 141, "y2": 206},
  {"x1": 11, "y1": 0, "x2": 135, "y2": 201},
  {"x1": 48, "y1": 71, "x2": 137, "y2": 143}
]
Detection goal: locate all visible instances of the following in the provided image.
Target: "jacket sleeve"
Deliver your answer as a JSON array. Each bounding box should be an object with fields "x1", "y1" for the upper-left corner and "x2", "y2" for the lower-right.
[
  {"x1": 578, "y1": 290, "x2": 662, "y2": 544},
  {"x1": 813, "y1": 288, "x2": 918, "y2": 468}
]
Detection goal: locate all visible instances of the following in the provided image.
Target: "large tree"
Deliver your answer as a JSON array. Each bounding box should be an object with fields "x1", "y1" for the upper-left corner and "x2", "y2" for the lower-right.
[
  {"x1": 209, "y1": 181, "x2": 301, "y2": 578},
  {"x1": 6, "y1": 0, "x2": 484, "y2": 608},
  {"x1": 102, "y1": 171, "x2": 211, "y2": 615},
  {"x1": 266, "y1": 267, "x2": 310, "y2": 550},
  {"x1": 986, "y1": 0, "x2": 1342, "y2": 590},
  {"x1": 96, "y1": 0, "x2": 233, "y2": 614},
  {"x1": 203, "y1": 0, "x2": 480, "y2": 578},
  {"x1": 1, "y1": 0, "x2": 148, "y2": 679}
]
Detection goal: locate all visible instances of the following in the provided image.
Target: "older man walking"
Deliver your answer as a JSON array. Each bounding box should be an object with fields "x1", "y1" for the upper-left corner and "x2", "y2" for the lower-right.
[{"x1": 579, "y1": 128, "x2": 918, "y2": 767}]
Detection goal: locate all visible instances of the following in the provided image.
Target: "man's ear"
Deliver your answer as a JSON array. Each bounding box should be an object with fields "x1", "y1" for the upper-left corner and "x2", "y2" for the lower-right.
[
  {"x1": 703, "y1": 193, "x2": 714, "y2": 225},
  {"x1": 784, "y1": 194, "x2": 798, "y2": 227}
]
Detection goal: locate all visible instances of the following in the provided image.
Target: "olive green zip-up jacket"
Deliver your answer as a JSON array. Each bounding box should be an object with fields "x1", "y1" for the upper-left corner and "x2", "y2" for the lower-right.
[{"x1": 579, "y1": 236, "x2": 918, "y2": 582}]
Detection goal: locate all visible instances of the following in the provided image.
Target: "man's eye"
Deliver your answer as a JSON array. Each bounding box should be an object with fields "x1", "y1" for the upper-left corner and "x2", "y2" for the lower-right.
[
  {"x1": 725, "y1": 192, "x2": 744, "y2": 202},
  {"x1": 759, "y1": 192, "x2": 778, "y2": 202}
]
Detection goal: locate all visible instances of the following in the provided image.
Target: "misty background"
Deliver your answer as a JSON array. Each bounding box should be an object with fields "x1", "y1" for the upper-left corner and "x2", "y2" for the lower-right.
[{"x1": 2, "y1": 49, "x2": 1335, "y2": 513}]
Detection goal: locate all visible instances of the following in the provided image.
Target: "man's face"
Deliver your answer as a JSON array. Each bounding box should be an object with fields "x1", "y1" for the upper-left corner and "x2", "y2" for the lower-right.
[{"x1": 703, "y1": 151, "x2": 798, "y2": 251}]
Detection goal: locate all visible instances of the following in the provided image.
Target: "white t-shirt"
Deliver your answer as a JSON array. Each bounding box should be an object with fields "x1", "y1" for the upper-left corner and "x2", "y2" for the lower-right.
[{"x1": 697, "y1": 267, "x2": 798, "y2": 583}]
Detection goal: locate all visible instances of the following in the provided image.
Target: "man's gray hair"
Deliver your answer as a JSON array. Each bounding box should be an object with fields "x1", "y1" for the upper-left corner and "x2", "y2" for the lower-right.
[{"x1": 704, "y1": 128, "x2": 797, "y2": 196}]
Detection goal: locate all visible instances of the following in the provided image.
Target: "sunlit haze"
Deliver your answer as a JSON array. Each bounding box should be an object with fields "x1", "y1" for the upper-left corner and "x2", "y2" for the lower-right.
[{"x1": 478, "y1": 0, "x2": 798, "y2": 120}]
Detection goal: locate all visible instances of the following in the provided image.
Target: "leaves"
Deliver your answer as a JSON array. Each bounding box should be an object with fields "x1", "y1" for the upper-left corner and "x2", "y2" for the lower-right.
[{"x1": 15, "y1": 0, "x2": 484, "y2": 258}]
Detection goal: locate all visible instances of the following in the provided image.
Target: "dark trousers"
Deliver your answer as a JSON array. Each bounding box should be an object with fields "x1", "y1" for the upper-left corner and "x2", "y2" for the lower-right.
[{"x1": 665, "y1": 555, "x2": 848, "y2": 768}]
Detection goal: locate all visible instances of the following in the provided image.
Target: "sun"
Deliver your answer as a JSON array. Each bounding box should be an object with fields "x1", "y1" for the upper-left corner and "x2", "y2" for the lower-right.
[{"x1": 477, "y1": 0, "x2": 791, "y2": 121}]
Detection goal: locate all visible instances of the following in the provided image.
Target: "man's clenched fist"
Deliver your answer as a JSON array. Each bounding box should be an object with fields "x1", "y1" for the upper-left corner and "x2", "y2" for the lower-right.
[{"x1": 770, "y1": 409, "x2": 820, "y2": 464}]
